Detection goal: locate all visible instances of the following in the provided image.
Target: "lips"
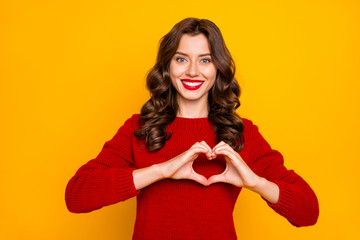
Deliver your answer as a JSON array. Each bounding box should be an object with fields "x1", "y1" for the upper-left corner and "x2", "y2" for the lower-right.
[{"x1": 180, "y1": 79, "x2": 205, "y2": 90}]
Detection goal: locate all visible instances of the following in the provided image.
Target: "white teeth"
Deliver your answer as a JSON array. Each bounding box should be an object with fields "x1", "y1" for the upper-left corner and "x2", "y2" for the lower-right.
[{"x1": 182, "y1": 81, "x2": 203, "y2": 86}]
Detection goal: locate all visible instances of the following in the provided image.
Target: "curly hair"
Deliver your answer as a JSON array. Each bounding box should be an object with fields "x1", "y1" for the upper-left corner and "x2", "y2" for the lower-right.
[{"x1": 134, "y1": 18, "x2": 244, "y2": 152}]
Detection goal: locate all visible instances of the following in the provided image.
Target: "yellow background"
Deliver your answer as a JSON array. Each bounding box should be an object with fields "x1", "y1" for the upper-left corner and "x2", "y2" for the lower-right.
[{"x1": 1, "y1": 0, "x2": 359, "y2": 239}]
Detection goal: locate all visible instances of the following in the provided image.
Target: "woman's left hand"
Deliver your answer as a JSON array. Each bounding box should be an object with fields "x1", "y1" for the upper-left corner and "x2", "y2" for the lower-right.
[
  {"x1": 207, "y1": 141, "x2": 280, "y2": 204},
  {"x1": 207, "y1": 141, "x2": 261, "y2": 189}
]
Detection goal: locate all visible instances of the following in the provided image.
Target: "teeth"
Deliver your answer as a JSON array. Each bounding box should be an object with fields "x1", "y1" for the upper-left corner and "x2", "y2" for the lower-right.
[{"x1": 182, "y1": 81, "x2": 203, "y2": 86}]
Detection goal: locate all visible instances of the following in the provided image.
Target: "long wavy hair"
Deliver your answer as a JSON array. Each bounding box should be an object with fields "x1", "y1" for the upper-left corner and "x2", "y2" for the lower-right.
[{"x1": 134, "y1": 18, "x2": 244, "y2": 152}]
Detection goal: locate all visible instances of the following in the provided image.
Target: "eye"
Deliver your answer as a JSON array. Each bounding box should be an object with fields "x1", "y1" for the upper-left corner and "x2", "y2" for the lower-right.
[
  {"x1": 201, "y1": 58, "x2": 211, "y2": 63},
  {"x1": 176, "y1": 57, "x2": 187, "y2": 63}
]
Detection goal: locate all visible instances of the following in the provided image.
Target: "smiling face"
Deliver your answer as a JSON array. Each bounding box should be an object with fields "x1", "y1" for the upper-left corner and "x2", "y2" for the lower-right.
[{"x1": 169, "y1": 33, "x2": 217, "y2": 111}]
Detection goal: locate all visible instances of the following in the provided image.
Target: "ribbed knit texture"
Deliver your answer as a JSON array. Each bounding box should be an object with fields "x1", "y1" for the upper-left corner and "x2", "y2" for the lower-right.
[{"x1": 65, "y1": 114, "x2": 319, "y2": 239}]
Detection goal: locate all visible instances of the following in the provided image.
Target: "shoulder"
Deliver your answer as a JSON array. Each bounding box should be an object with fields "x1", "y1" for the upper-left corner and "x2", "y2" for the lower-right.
[
  {"x1": 241, "y1": 117, "x2": 258, "y2": 132},
  {"x1": 124, "y1": 113, "x2": 141, "y2": 124},
  {"x1": 240, "y1": 117, "x2": 264, "y2": 143},
  {"x1": 129, "y1": 113, "x2": 141, "y2": 123},
  {"x1": 117, "y1": 113, "x2": 141, "y2": 133},
  {"x1": 131, "y1": 113, "x2": 141, "y2": 119},
  {"x1": 240, "y1": 117, "x2": 274, "y2": 153},
  {"x1": 241, "y1": 117, "x2": 253, "y2": 126}
]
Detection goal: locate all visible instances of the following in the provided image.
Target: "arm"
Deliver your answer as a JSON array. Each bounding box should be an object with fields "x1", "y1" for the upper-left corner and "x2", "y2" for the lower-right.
[
  {"x1": 243, "y1": 120, "x2": 319, "y2": 227},
  {"x1": 65, "y1": 116, "x2": 139, "y2": 213},
  {"x1": 65, "y1": 113, "x2": 211, "y2": 213},
  {"x1": 207, "y1": 120, "x2": 319, "y2": 227}
]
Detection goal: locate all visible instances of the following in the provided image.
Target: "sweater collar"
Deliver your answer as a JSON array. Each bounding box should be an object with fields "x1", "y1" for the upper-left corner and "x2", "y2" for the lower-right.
[{"x1": 169, "y1": 117, "x2": 213, "y2": 130}]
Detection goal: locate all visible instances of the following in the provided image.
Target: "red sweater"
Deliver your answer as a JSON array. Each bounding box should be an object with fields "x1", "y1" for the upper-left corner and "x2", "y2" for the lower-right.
[{"x1": 65, "y1": 114, "x2": 319, "y2": 239}]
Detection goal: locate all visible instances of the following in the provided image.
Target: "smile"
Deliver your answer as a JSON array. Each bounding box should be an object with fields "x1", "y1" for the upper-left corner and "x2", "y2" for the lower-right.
[{"x1": 181, "y1": 79, "x2": 205, "y2": 90}]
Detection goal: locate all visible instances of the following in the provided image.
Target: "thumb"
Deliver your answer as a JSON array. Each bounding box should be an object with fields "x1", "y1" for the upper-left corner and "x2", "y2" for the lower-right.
[
  {"x1": 207, "y1": 173, "x2": 226, "y2": 186},
  {"x1": 189, "y1": 172, "x2": 208, "y2": 186}
]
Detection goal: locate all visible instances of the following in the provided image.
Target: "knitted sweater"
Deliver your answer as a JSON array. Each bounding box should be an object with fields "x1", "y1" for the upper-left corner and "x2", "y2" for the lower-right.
[{"x1": 65, "y1": 114, "x2": 319, "y2": 239}]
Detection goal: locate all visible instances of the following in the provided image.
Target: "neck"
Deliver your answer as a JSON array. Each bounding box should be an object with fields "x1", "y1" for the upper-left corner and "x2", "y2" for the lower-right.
[{"x1": 176, "y1": 95, "x2": 209, "y2": 118}]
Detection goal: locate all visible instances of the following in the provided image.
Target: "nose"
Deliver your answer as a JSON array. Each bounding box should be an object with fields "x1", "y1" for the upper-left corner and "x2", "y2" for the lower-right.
[{"x1": 186, "y1": 61, "x2": 200, "y2": 77}]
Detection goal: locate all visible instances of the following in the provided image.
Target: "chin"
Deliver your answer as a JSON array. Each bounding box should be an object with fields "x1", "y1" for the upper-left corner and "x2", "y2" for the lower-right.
[{"x1": 179, "y1": 92, "x2": 208, "y2": 102}]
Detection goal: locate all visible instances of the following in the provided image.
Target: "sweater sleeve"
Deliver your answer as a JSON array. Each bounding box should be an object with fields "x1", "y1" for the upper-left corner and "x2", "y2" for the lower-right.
[
  {"x1": 242, "y1": 119, "x2": 319, "y2": 227},
  {"x1": 65, "y1": 115, "x2": 140, "y2": 213}
]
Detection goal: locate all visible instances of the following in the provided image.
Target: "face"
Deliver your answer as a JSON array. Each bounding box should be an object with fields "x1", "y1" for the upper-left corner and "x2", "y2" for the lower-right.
[{"x1": 169, "y1": 33, "x2": 217, "y2": 105}]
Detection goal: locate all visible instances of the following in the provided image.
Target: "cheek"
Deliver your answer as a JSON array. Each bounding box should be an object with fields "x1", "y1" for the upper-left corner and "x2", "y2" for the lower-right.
[
  {"x1": 169, "y1": 64, "x2": 182, "y2": 88},
  {"x1": 203, "y1": 66, "x2": 217, "y2": 80},
  {"x1": 170, "y1": 63, "x2": 185, "y2": 78}
]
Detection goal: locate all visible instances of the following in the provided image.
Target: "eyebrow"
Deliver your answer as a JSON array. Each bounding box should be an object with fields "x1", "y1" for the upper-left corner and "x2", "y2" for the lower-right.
[{"x1": 175, "y1": 52, "x2": 211, "y2": 57}]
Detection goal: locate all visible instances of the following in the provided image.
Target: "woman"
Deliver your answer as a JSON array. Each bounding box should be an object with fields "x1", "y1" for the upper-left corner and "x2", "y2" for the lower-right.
[{"x1": 65, "y1": 18, "x2": 319, "y2": 239}]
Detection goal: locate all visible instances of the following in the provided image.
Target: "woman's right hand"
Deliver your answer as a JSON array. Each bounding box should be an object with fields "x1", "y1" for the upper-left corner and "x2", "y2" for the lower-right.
[
  {"x1": 133, "y1": 141, "x2": 212, "y2": 190},
  {"x1": 159, "y1": 141, "x2": 212, "y2": 186}
]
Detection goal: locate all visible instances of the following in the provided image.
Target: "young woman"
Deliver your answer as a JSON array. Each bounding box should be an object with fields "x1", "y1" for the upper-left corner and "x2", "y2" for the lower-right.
[{"x1": 65, "y1": 18, "x2": 319, "y2": 239}]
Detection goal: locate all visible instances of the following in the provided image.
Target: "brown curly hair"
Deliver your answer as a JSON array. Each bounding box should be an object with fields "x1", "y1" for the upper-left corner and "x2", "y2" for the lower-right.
[{"x1": 134, "y1": 18, "x2": 244, "y2": 152}]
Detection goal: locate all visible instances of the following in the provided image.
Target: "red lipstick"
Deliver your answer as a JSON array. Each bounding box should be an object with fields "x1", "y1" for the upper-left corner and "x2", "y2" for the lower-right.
[{"x1": 180, "y1": 79, "x2": 205, "y2": 90}]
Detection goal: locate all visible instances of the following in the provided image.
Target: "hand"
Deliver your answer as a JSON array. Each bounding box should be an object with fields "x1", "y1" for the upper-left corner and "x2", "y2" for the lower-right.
[
  {"x1": 207, "y1": 141, "x2": 262, "y2": 189},
  {"x1": 160, "y1": 141, "x2": 213, "y2": 186},
  {"x1": 135, "y1": 140, "x2": 279, "y2": 203}
]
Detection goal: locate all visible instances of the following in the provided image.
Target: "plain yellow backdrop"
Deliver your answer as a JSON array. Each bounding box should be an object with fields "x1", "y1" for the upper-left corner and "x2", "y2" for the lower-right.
[{"x1": 1, "y1": 0, "x2": 359, "y2": 239}]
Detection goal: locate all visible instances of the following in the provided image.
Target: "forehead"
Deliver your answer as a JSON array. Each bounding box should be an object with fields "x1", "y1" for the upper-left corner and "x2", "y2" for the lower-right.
[{"x1": 176, "y1": 33, "x2": 210, "y2": 54}]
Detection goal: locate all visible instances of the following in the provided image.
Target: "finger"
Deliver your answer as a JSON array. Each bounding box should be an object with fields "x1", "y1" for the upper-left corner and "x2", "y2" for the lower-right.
[
  {"x1": 191, "y1": 142, "x2": 209, "y2": 153},
  {"x1": 214, "y1": 148, "x2": 253, "y2": 179},
  {"x1": 190, "y1": 172, "x2": 209, "y2": 186},
  {"x1": 212, "y1": 141, "x2": 227, "y2": 150},
  {"x1": 213, "y1": 142, "x2": 236, "y2": 154},
  {"x1": 199, "y1": 141, "x2": 213, "y2": 159},
  {"x1": 184, "y1": 146, "x2": 209, "y2": 162},
  {"x1": 211, "y1": 141, "x2": 227, "y2": 158},
  {"x1": 213, "y1": 148, "x2": 241, "y2": 166},
  {"x1": 199, "y1": 140, "x2": 212, "y2": 152},
  {"x1": 190, "y1": 145, "x2": 209, "y2": 155},
  {"x1": 207, "y1": 173, "x2": 226, "y2": 185},
  {"x1": 213, "y1": 143, "x2": 239, "y2": 155}
]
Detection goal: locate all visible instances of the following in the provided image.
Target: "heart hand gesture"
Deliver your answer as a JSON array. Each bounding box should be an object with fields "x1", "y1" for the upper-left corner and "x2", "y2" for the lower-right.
[
  {"x1": 135, "y1": 140, "x2": 279, "y2": 204},
  {"x1": 161, "y1": 141, "x2": 213, "y2": 186}
]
